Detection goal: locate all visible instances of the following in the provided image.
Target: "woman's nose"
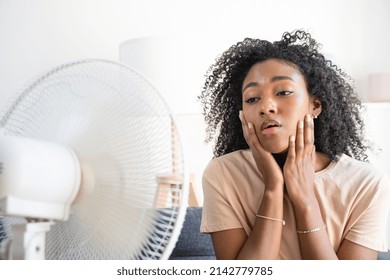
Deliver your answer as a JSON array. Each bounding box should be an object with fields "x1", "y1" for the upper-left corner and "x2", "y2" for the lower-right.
[{"x1": 260, "y1": 99, "x2": 277, "y2": 115}]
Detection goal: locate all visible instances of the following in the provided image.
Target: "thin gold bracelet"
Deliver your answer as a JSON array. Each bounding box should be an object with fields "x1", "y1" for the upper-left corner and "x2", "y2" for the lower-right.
[
  {"x1": 297, "y1": 225, "x2": 326, "y2": 234},
  {"x1": 256, "y1": 214, "x2": 285, "y2": 225}
]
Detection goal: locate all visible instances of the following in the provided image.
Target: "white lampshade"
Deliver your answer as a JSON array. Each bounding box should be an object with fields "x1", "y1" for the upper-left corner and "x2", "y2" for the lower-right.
[
  {"x1": 119, "y1": 35, "x2": 235, "y2": 115},
  {"x1": 368, "y1": 73, "x2": 390, "y2": 102}
]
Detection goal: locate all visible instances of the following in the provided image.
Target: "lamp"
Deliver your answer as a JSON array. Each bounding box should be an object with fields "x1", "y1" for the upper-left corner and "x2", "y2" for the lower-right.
[{"x1": 368, "y1": 73, "x2": 390, "y2": 102}]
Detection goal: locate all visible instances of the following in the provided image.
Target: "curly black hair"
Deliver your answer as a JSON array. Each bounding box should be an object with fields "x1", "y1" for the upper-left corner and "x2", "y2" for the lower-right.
[{"x1": 199, "y1": 30, "x2": 368, "y2": 161}]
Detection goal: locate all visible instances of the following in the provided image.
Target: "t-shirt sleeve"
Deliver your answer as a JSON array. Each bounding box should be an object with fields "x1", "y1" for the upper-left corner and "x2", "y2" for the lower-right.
[
  {"x1": 200, "y1": 159, "x2": 243, "y2": 233},
  {"x1": 344, "y1": 172, "x2": 390, "y2": 252}
]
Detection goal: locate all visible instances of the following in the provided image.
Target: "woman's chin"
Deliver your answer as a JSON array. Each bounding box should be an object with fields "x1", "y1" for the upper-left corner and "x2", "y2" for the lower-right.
[{"x1": 263, "y1": 144, "x2": 288, "y2": 154}]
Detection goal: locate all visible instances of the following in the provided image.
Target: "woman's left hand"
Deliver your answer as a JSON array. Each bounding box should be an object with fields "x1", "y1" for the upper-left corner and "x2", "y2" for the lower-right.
[{"x1": 283, "y1": 114, "x2": 317, "y2": 209}]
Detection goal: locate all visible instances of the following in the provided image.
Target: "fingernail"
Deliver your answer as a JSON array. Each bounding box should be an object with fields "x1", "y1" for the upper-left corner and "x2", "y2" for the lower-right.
[
  {"x1": 239, "y1": 110, "x2": 242, "y2": 121},
  {"x1": 290, "y1": 135, "x2": 295, "y2": 142},
  {"x1": 305, "y1": 114, "x2": 311, "y2": 122},
  {"x1": 298, "y1": 120, "x2": 304, "y2": 128},
  {"x1": 248, "y1": 123, "x2": 253, "y2": 129}
]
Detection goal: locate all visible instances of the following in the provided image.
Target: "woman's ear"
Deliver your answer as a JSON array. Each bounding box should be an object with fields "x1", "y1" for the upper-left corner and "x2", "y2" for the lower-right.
[{"x1": 311, "y1": 97, "x2": 322, "y2": 119}]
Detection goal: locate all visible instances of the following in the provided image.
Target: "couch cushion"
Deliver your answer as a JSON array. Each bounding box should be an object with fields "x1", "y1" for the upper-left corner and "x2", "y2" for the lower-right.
[
  {"x1": 378, "y1": 251, "x2": 390, "y2": 260},
  {"x1": 169, "y1": 207, "x2": 215, "y2": 260}
]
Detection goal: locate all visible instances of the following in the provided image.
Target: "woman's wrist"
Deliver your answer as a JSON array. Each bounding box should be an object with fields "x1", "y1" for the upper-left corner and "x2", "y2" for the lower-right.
[
  {"x1": 263, "y1": 179, "x2": 284, "y2": 193},
  {"x1": 292, "y1": 196, "x2": 319, "y2": 214},
  {"x1": 261, "y1": 188, "x2": 284, "y2": 206},
  {"x1": 293, "y1": 199, "x2": 325, "y2": 230}
]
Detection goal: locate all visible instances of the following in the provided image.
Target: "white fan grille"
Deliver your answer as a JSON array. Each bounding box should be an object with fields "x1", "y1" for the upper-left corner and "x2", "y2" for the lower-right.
[{"x1": 0, "y1": 59, "x2": 187, "y2": 259}]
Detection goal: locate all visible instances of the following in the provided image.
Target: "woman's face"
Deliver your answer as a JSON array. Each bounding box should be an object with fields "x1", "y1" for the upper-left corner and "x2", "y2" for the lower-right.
[{"x1": 242, "y1": 59, "x2": 321, "y2": 154}]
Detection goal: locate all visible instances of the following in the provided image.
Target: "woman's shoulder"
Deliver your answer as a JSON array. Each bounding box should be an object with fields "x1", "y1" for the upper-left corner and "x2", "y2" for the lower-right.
[
  {"x1": 203, "y1": 149, "x2": 255, "y2": 176},
  {"x1": 205, "y1": 149, "x2": 253, "y2": 168},
  {"x1": 321, "y1": 153, "x2": 390, "y2": 193},
  {"x1": 337, "y1": 154, "x2": 387, "y2": 178},
  {"x1": 211, "y1": 149, "x2": 252, "y2": 162}
]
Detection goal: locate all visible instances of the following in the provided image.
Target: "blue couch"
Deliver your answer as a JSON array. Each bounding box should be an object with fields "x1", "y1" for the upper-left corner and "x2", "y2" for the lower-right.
[
  {"x1": 169, "y1": 207, "x2": 216, "y2": 260},
  {"x1": 169, "y1": 207, "x2": 390, "y2": 260}
]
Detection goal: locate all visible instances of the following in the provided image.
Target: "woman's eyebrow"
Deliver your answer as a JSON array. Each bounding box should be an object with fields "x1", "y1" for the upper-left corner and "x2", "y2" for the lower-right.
[
  {"x1": 242, "y1": 76, "x2": 295, "y2": 92},
  {"x1": 271, "y1": 75, "x2": 295, "y2": 82},
  {"x1": 242, "y1": 82, "x2": 259, "y2": 93}
]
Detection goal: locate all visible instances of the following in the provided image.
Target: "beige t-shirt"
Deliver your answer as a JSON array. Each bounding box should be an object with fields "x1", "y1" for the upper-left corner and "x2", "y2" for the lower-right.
[{"x1": 200, "y1": 150, "x2": 390, "y2": 259}]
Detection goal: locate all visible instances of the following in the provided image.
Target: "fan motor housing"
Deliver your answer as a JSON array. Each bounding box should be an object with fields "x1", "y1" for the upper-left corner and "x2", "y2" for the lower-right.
[{"x1": 0, "y1": 134, "x2": 81, "y2": 220}]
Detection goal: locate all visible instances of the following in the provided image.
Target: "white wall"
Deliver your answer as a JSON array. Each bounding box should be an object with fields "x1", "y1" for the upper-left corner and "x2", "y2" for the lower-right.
[
  {"x1": 363, "y1": 103, "x2": 390, "y2": 176},
  {"x1": 1, "y1": 0, "x2": 390, "y2": 108},
  {"x1": 1, "y1": 0, "x2": 390, "y2": 202}
]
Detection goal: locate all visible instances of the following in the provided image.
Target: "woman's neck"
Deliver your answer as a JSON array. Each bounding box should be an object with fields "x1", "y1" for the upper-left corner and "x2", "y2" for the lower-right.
[
  {"x1": 272, "y1": 151, "x2": 331, "y2": 172},
  {"x1": 314, "y1": 152, "x2": 332, "y2": 172},
  {"x1": 272, "y1": 152, "x2": 288, "y2": 171}
]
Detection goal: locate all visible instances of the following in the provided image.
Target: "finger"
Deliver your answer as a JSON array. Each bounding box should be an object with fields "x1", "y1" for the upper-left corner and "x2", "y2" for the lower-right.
[
  {"x1": 311, "y1": 114, "x2": 315, "y2": 144},
  {"x1": 286, "y1": 135, "x2": 296, "y2": 167},
  {"x1": 240, "y1": 111, "x2": 263, "y2": 152},
  {"x1": 304, "y1": 114, "x2": 314, "y2": 154},
  {"x1": 239, "y1": 110, "x2": 244, "y2": 123},
  {"x1": 296, "y1": 120, "x2": 304, "y2": 158},
  {"x1": 311, "y1": 145, "x2": 316, "y2": 166},
  {"x1": 239, "y1": 110, "x2": 250, "y2": 143},
  {"x1": 240, "y1": 111, "x2": 269, "y2": 156},
  {"x1": 247, "y1": 122, "x2": 261, "y2": 150}
]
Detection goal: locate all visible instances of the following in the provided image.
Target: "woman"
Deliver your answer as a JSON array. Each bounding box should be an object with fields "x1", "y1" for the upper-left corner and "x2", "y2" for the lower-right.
[{"x1": 199, "y1": 30, "x2": 390, "y2": 259}]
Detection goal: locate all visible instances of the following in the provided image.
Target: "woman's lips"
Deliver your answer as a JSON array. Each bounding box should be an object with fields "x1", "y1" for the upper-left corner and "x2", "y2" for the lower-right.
[
  {"x1": 261, "y1": 126, "x2": 281, "y2": 135},
  {"x1": 260, "y1": 119, "x2": 281, "y2": 135}
]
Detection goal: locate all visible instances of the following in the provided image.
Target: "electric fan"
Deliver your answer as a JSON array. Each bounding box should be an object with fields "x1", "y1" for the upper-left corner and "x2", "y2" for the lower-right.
[{"x1": 0, "y1": 59, "x2": 188, "y2": 260}]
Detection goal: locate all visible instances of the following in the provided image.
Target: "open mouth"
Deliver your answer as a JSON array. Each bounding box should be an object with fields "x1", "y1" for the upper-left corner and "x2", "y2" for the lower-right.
[
  {"x1": 261, "y1": 119, "x2": 281, "y2": 135},
  {"x1": 261, "y1": 119, "x2": 281, "y2": 130}
]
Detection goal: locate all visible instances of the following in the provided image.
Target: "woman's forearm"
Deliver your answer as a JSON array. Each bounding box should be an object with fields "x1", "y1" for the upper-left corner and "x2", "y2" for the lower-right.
[
  {"x1": 294, "y1": 202, "x2": 338, "y2": 259},
  {"x1": 237, "y1": 189, "x2": 284, "y2": 259}
]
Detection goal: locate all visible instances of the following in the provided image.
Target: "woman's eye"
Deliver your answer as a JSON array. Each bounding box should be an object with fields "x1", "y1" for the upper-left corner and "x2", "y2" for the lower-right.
[
  {"x1": 245, "y1": 97, "x2": 260, "y2": 104},
  {"x1": 277, "y1": 90, "x2": 293, "y2": 96}
]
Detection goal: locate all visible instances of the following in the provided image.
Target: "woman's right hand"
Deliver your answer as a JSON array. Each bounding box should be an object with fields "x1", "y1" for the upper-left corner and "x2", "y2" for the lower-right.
[{"x1": 239, "y1": 111, "x2": 284, "y2": 190}]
